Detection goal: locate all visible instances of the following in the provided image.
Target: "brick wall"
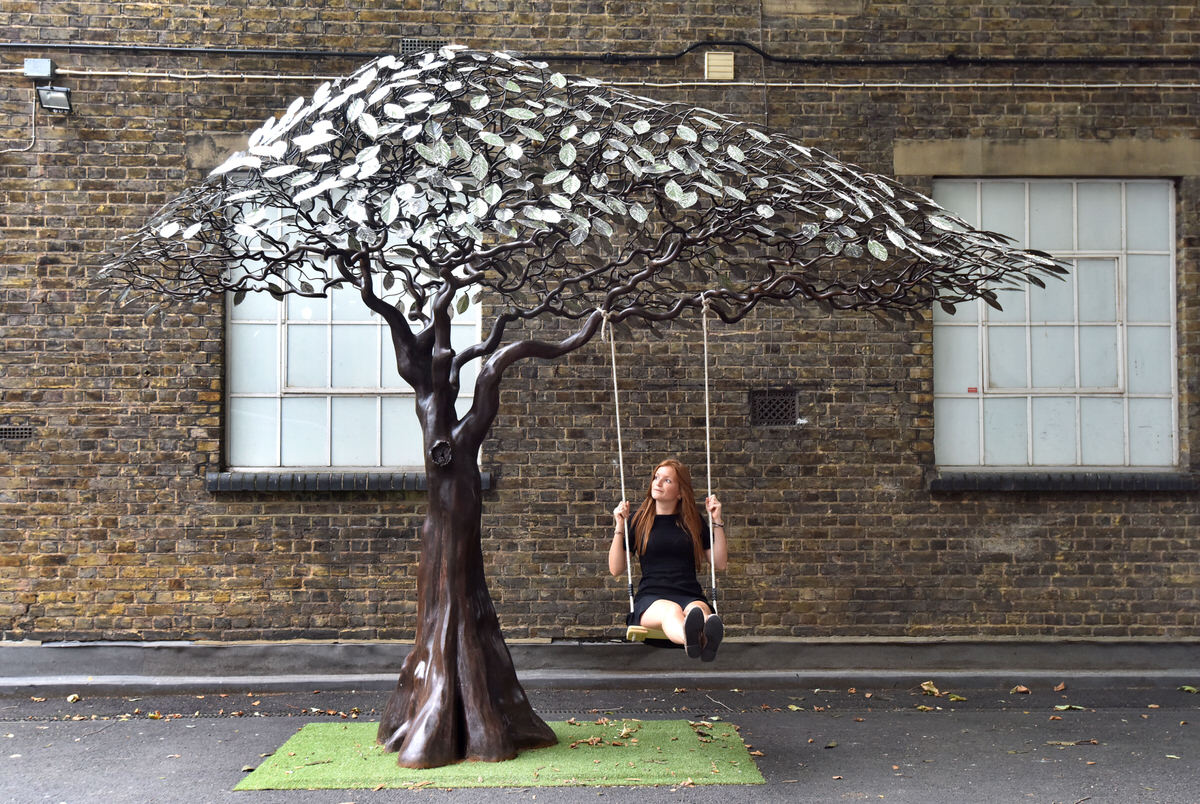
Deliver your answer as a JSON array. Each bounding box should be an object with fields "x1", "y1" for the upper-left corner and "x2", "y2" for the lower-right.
[{"x1": 2, "y1": 1, "x2": 1198, "y2": 642}]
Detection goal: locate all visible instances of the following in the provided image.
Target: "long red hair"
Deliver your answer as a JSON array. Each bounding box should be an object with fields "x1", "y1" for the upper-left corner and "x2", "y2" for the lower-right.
[{"x1": 629, "y1": 458, "x2": 706, "y2": 568}]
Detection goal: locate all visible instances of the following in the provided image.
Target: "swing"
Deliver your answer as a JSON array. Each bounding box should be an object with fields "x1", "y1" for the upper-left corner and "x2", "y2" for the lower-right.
[{"x1": 602, "y1": 298, "x2": 720, "y2": 645}]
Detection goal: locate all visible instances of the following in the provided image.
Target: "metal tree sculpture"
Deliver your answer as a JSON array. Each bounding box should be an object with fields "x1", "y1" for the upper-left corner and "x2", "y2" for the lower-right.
[{"x1": 101, "y1": 46, "x2": 1063, "y2": 768}]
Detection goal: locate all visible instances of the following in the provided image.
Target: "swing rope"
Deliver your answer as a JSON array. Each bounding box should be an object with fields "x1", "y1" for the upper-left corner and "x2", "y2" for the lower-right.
[
  {"x1": 600, "y1": 310, "x2": 635, "y2": 617},
  {"x1": 701, "y1": 295, "x2": 718, "y2": 615}
]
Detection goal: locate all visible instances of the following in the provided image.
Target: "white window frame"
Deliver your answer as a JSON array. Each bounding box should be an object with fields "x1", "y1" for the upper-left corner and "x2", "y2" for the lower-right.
[
  {"x1": 933, "y1": 178, "x2": 1178, "y2": 470},
  {"x1": 226, "y1": 287, "x2": 480, "y2": 471}
]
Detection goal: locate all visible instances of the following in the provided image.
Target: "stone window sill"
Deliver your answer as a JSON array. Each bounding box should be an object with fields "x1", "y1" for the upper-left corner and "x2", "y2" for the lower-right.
[
  {"x1": 930, "y1": 471, "x2": 1197, "y2": 493},
  {"x1": 206, "y1": 470, "x2": 493, "y2": 493}
]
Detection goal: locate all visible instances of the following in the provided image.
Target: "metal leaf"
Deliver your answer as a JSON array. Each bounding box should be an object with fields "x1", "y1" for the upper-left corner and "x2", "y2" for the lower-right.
[
  {"x1": 470, "y1": 153, "x2": 489, "y2": 181},
  {"x1": 263, "y1": 165, "x2": 299, "y2": 179},
  {"x1": 867, "y1": 240, "x2": 888, "y2": 261},
  {"x1": 210, "y1": 153, "x2": 261, "y2": 177},
  {"x1": 559, "y1": 142, "x2": 577, "y2": 166}
]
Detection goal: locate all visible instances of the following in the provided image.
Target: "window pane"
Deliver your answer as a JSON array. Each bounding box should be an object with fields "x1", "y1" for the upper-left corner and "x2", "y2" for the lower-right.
[
  {"x1": 1127, "y1": 254, "x2": 1171, "y2": 323},
  {"x1": 1029, "y1": 182, "x2": 1074, "y2": 251},
  {"x1": 1125, "y1": 182, "x2": 1170, "y2": 252},
  {"x1": 331, "y1": 397, "x2": 379, "y2": 466},
  {"x1": 281, "y1": 397, "x2": 328, "y2": 465},
  {"x1": 452, "y1": 323, "x2": 482, "y2": 393},
  {"x1": 1031, "y1": 397, "x2": 1076, "y2": 465},
  {"x1": 1128, "y1": 398, "x2": 1174, "y2": 466},
  {"x1": 1030, "y1": 326, "x2": 1075, "y2": 388},
  {"x1": 985, "y1": 285, "x2": 1028, "y2": 324},
  {"x1": 980, "y1": 182, "x2": 1026, "y2": 244},
  {"x1": 1127, "y1": 326, "x2": 1172, "y2": 394},
  {"x1": 1028, "y1": 269, "x2": 1074, "y2": 323},
  {"x1": 286, "y1": 325, "x2": 329, "y2": 388},
  {"x1": 934, "y1": 397, "x2": 980, "y2": 466},
  {"x1": 332, "y1": 283, "x2": 373, "y2": 321},
  {"x1": 331, "y1": 324, "x2": 380, "y2": 388},
  {"x1": 1080, "y1": 398, "x2": 1124, "y2": 465},
  {"x1": 983, "y1": 397, "x2": 1028, "y2": 465},
  {"x1": 380, "y1": 328, "x2": 413, "y2": 391},
  {"x1": 933, "y1": 181, "x2": 978, "y2": 227},
  {"x1": 987, "y1": 327, "x2": 1027, "y2": 389},
  {"x1": 382, "y1": 397, "x2": 425, "y2": 466},
  {"x1": 228, "y1": 323, "x2": 278, "y2": 393},
  {"x1": 287, "y1": 289, "x2": 327, "y2": 323},
  {"x1": 933, "y1": 325, "x2": 979, "y2": 394},
  {"x1": 228, "y1": 398, "x2": 277, "y2": 466},
  {"x1": 932, "y1": 296, "x2": 979, "y2": 324},
  {"x1": 1078, "y1": 326, "x2": 1119, "y2": 388},
  {"x1": 1077, "y1": 182, "x2": 1122, "y2": 251},
  {"x1": 230, "y1": 288, "x2": 279, "y2": 321},
  {"x1": 1077, "y1": 258, "x2": 1117, "y2": 322}
]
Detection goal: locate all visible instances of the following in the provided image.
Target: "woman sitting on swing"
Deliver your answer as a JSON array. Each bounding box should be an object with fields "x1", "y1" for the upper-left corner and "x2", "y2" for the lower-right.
[{"x1": 609, "y1": 458, "x2": 728, "y2": 661}]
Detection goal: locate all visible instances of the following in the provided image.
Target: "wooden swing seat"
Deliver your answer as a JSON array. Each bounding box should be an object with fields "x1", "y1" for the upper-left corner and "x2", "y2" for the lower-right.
[{"x1": 625, "y1": 624, "x2": 668, "y2": 642}]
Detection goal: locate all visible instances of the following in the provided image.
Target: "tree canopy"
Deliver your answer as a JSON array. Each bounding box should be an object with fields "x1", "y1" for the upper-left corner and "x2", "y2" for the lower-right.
[{"x1": 101, "y1": 45, "x2": 1064, "y2": 348}]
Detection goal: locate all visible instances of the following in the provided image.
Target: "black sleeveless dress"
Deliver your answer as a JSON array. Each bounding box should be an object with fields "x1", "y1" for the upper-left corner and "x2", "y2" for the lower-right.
[{"x1": 630, "y1": 513, "x2": 711, "y2": 625}]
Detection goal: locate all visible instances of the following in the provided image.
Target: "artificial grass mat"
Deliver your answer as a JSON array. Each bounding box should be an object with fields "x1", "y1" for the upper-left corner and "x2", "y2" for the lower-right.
[{"x1": 235, "y1": 718, "x2": 763, "y2": 790}]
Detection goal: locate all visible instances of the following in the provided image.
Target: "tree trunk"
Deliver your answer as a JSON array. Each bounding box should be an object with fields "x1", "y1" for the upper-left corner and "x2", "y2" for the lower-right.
[{"x1": 376, "y1": 455, "x2": 556, "y2": 768}]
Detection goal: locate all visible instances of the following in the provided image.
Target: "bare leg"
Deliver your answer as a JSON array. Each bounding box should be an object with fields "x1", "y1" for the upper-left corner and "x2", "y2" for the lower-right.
[{"x1": 638, "y1": 599, "x2": 712, "y2": 646}]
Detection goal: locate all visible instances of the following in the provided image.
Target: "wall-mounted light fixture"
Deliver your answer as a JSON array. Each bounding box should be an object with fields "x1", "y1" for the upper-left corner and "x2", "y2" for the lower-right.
[{"x1": 24, "y1": 58, "x2": 72, "y2": 113}]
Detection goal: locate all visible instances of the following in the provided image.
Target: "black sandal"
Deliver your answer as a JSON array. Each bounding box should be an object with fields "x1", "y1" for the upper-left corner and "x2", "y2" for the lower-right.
[
  {"x1": 700, "y1": 614, "x2": 723, "y2": 662},
  {"x1": 683, "y1": 606, "x2": 704, "y2": 658}
]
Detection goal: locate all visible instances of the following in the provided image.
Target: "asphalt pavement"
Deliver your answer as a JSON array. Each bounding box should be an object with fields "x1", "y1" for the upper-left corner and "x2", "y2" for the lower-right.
[{"x1": 3, "y1": 681, "x2": 1198, "y2": 804}]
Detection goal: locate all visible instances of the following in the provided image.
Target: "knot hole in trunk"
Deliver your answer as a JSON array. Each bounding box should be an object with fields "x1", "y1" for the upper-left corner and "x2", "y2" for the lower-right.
[{"x1": 429, "y1": 439, "x2": 453, "y2": 467}]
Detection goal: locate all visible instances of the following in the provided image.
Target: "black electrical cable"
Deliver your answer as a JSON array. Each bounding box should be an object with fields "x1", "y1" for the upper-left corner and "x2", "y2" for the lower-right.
[{"x1": 2, "y1": 39, "x2": 1199, "y2": 68}]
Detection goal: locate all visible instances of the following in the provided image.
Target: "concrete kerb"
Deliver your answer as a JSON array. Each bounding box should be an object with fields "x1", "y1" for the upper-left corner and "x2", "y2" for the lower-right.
[{"x1": 3, "y1": 637, "x2": 1199, "y2": 696}]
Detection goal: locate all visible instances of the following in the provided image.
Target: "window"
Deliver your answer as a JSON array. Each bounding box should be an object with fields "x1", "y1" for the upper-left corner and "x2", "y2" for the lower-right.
[
  {"x1": 932, "y1": 179, "x2": 1177, "y2": 469},
  {"x1": 226, "y1": 280, "x2": 479, "y2": 471}
]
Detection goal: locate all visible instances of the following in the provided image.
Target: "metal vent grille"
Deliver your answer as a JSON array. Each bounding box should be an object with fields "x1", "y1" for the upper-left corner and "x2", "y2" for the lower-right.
[
  {"x1": 750, "y1": 389, "x2": 799, "y2": 427},
  {"x1": 0, "y1": 425, "x2": 34, "y2": 440},
  {"x1": 400, "y1": 38, "x2": 450, "y2": 55}
]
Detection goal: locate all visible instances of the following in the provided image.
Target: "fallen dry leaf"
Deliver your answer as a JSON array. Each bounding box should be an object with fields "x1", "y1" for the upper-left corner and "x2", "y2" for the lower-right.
[
  {"x1": 1010, "y1": 685, "x2": 1031, "y2": 694},
  {"x1": 1054, "y1": 682, "x2": 1067, "y2": 692}
]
